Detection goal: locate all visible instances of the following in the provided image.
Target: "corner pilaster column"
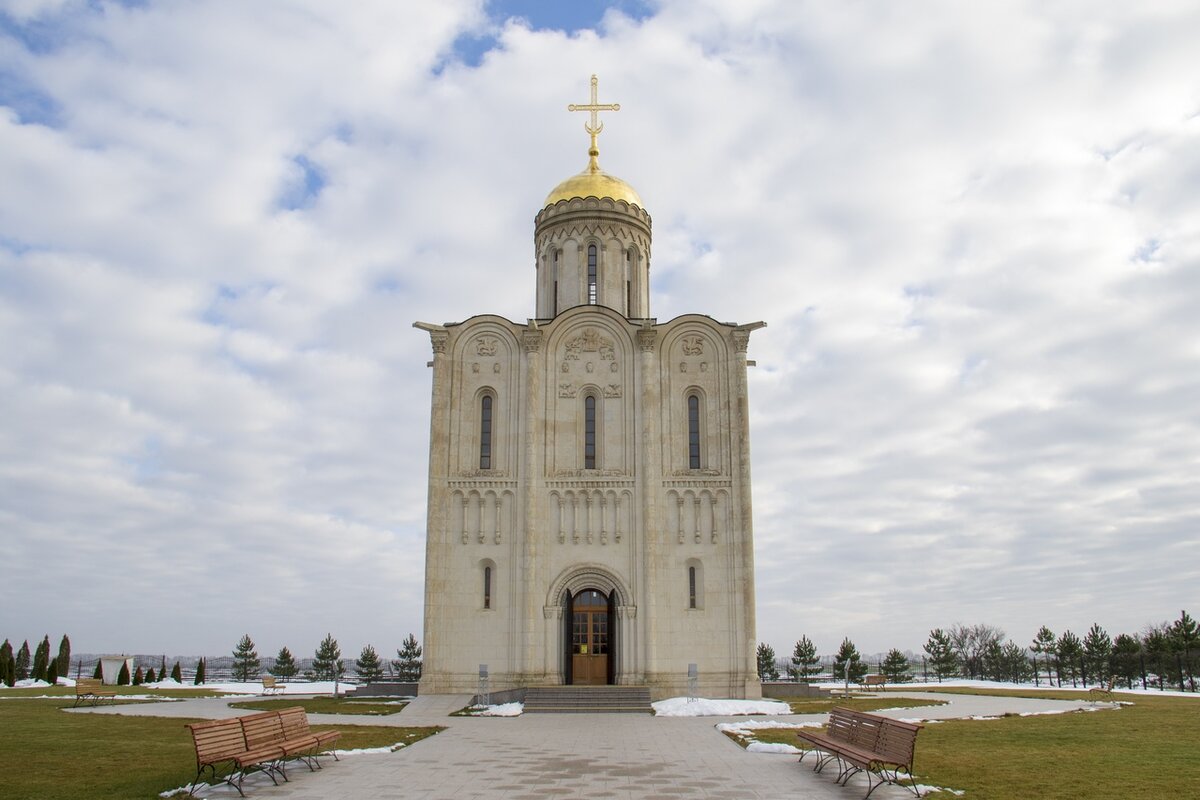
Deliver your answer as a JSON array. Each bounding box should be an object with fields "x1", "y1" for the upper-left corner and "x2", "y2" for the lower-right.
[
  {"x1": 520, "y1": 325, "x2": 544, "y2": 678},
  {"x1": 636, "y1": 325, "x2": 660, "y2": 675}
]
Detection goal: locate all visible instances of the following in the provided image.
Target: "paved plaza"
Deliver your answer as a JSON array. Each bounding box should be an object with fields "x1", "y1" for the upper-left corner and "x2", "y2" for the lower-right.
[{"x1": 75, "y1": 691, "x2": 1104, "y2": 799}]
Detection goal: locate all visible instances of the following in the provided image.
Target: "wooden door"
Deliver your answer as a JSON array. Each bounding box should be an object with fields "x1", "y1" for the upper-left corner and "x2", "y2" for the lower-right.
[{"x1": 571, "y1": 590, "x2": 609, "y2": 685}]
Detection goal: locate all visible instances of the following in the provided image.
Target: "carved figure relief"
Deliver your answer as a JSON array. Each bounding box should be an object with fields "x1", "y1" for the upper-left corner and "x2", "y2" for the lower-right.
[
  {"x1": 471, "y1": 363, "x2": 480, "y2": 374},
  {"x1": 558, "y1": 383, "x2": 577, "y2": 398},
  {"x1": 680, "y1": 362, "x2": 687, "y2": 373},
  {"x1": 603, "y1": 384, "x2": 622, "y2": 398},
  {"x1": 700, "y1": 362, "x2": 708, "y2": 372},
  {"x1": 493, "y1": 363, "x2": 501, "y2": 374},
  {"x1": 682, "y1": 335, "x2": 705, "y2": 356},
  {"x1": 610, "y1": 362, "x2": 618, "y2": 373},
  {"x1": 565, "y1": 328, "x2": 614, "y2": 361},
  {"x1": 561, "y1": 362, "x2": 569, "y2": 373},
  {"x1": 586, "y1": 362, "x2": 594, "y2": 373},
  {"x1": 475, "y1": 337, "x2": 498, "y2": 356}
]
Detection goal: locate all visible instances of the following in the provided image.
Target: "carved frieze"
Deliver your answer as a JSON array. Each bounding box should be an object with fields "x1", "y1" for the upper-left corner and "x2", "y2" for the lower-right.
[
  {"x1": 565, "y1": 328, "x2": 614, "y2": 360},
  {"x1": 558, "y1": 383, "x2": 577, "y2": 398},
  {"x1": 682, "y1": 335, "x2": 705, "y2": 356},
  {"x1": 475, "y1": 337, "x2": 498, "y2": 356},
  {"x1": 603, "y1": 384, "x2": 622, "y2": 398}
]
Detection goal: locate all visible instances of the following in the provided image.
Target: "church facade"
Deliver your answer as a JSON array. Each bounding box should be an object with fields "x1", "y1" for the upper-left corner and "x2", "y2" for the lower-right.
[{"x1": 415, "y1": 79, "x2": 763, "y2": 699}]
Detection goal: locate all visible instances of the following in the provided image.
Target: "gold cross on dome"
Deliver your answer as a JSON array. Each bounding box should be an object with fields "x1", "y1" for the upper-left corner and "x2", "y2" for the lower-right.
[{"x1": 568, "y1": 74, "x2": 620, "y2": 155}]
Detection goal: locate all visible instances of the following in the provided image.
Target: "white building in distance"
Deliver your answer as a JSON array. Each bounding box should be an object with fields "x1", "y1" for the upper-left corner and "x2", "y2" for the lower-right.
[{"x1": 415, "y1": 77, "x2": 764, "y2": 700}]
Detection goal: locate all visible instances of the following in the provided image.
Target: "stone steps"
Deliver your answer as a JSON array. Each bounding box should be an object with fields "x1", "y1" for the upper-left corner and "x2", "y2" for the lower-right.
[{"x1": 523, "y1": 685, "x2": 652, "y2": 714}]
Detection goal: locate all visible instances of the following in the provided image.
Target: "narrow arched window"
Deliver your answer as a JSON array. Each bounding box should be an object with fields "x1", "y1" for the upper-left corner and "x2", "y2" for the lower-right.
[
  {"x1": 479, "y1": 395, "x2": 493, "y2": 470},
  {"x1": 587, "y1": 244, "x2": 598, "y2": 304},
  {"x1": 483, "y1": 565, "x2": 492, "y2": 609},
  {"x1": 687, "y1": 394, "x2": 701, "y2": 469},
  {"x1": 553, "y1": 250, "x2": 560, "y2": 316},
  {"x1": 584, "y1": 394, "x2": 596, "y2": 469},
  {"x1": 688, "y1": 566, "x2": 697, "y2": 609}
]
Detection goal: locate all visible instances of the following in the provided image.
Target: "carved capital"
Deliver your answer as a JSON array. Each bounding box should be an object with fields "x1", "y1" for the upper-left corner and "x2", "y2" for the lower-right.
[
  {"x1": 429, "y1": 331, "x2": 448, "y2": 355},
  {"x1": 522, "y1": 329, "x2": 543, "y2": 353},
  {"x1": 731, "y1": 329, "x2": 751, "y2": 353},
  {"x1": 544, "y1": 605, "x2": 562, "y2": 620},
  {"x1": 637, "y1": 329, "x2": 657, "y2": 352}
]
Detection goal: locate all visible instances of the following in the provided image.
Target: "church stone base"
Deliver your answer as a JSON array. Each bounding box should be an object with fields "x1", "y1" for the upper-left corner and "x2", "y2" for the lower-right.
[{"x1": 419, "y1": 672, "x2": 762, "y2": 702}]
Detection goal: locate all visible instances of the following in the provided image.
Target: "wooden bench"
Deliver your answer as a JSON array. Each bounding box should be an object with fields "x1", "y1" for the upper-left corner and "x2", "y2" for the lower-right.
[
  {"x1": 862, "y1": 675, "x2": 887, "y2": 691},
  {"x1": 795, "y1": 706, "x2": 923, "y2": 798},
  {"x1": 185, "y1": 708, "x2": 341, "y2": 797},
  {"x1": 73, "y1": 677, "x2": 117, "y2": 707},
  {"x1": 261, "y1": 676, "x2": 284, "y2": 695},
  {"x1": 1088, "y1": 676, "x2": 1116, "y2": 700}
]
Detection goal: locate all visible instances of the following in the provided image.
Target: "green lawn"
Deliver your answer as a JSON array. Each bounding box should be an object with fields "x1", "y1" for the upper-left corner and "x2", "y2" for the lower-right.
[
  {"x1": 784, "y1": 696, "x2": 947, "y2": 715},
  {"x1": 229, "y1": 697, "x2": 408, "y2": 715},
  {"x1": 739, "y1": 691, "x2": 1200, "y2": 799},
  {"x1": 0, "y1": 697, "x2": 441, "y2": 800}
]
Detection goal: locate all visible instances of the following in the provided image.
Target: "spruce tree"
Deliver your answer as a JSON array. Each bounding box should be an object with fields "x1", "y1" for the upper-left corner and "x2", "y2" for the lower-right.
[
  {"x1": 1112, "y1": 634, "x2": 1141, "y2": 689},
  {"x1": 756, "y1": 643, "x2": 780, "y2": 682},
  {"x1": 1056, "y1": 630, "x2": 1083, "y2": 687},
  {"x1": 171, "y1": 661, "x2": 183, "y2": 683},
  {"x1": 1030, "y1": 626, "x2": 1057, "y2": 683},
  {"x1": 15, "y1": 640, "x2": 31, "y2": 681},
  {"x1": 832, "y1": 637, "x2": 867, "y2": 684},
  {"x1": 46, "y1": 657, "x2": 58, "y2": 686},
  {"x1": 145, "y1": 667, "x2": 156, "y2": 684},
  {"x1": 788, "y1": 636, "x2": 821, "y2": 682},
  {"x1": 312, "y1": 634, "x2": 344, "y2": 682},
  {"x1": 92, "y1": 660, "x2": 103, "y2": 680},
  {"x1": 1171, "y1": 610, "x2": 1198, "y2": 691},
  {"x1": 393, "y1": 634, "x2": 423, "y2": 681},
  {"x1": 271, "y1": 646, "x2": 298, "y2": 680},
  {"x1": 232, "y1": 634, "x2": 261, "y2": 682},
  {"x1": 880, "y1": 649, "x2": 910, "y2": 682},
  {"x1": 57, "y1": 635, "x2": 71, "y2": 678},
  {"x1": 194, "y1": 657, "x2": 206, "y2": 685},
  {"x1": 32, "y1": 636, "x2": 50, "y2": 682},
  {"x1": 355, "y1": 644, "x2": 384, "y2": 682},
  {"x1": 1082, "y1": 623, "x2": 1112, "y2": 684},
  {"x1": 160, "y1": 657, "x2": 167, "y2": 683},
  {"x1": 923, "y1": 629, "x2": 957, "y2": 681},
  {"x1": 133, "y1": 666, "x2": 144, "y2": 685},
  {"x1": 0, "y1": 640, "x2": 13, "y2": 688},
  {"x1": 117, "y1": 661, "x2": 131, "y2": 686}
]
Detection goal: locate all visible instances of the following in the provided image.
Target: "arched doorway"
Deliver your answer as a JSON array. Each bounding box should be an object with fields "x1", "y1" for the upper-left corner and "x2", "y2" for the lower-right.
[{"x1": 566, "y1": 589, "x2": 613, "y2": 685}]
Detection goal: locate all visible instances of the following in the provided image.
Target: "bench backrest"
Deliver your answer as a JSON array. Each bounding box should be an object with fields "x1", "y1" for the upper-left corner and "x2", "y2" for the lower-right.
[
  {"x1": 187, "y1": 718, "x2": 247, "y2": 766},
  {"x1": 262, "y1": 676, "x2": 278, "y2": 688},
  {"x1": 239, "y1": 711, "x2": 285, "y2": 750},
  {"x1": 76, "y1": 678, "x2": 101, "y2": 694},
  {"x1": 827, "y1": 707, "x2": 884, "y2": 750},
  {"x1": 278, "y1": 706, "x2": 312, "y2": 739},
  {"x1": 872, "y1": 717, "x2": 922, "y2": 768},
  {"x1": 865, "y1": 675, "x2": 886, "y2": 685}
]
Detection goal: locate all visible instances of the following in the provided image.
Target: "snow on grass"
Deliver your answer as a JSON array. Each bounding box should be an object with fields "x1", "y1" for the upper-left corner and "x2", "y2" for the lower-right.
[
  {"x1": 747, "y1": 741, "x2": 803, "y2": 754},
  {"x1": 144, "y1": 679, "x2": 356, "y2": 695},
  {"x1": 467, "y1": 702, "x2": 524, "y2": 716},
  {"x1": 653, "y1": 697, "x2": 792, "y2": 716}
]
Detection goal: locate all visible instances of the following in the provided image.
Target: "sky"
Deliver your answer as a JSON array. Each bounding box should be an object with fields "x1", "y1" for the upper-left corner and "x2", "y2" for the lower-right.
[{"x1": 2, "y1": 0, "x2": 1198, "y2": 664}]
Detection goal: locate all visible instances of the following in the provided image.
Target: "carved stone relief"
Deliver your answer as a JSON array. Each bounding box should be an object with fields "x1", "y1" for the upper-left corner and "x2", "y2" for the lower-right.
[
  {"x1": 558, "y1": 383, "x2": 577, "y2": 398},
  {"x1": 475, "y1": 337, "x2": 498, "y2": 356},
  {"x1": 682, "y1": 335, "x2": 705, "y2": 356}
]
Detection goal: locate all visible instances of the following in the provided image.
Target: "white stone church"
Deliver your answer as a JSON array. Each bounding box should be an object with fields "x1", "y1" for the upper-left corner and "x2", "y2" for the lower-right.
[{"x1": 415, "y1": 78, "x2": 764, "y2": 700}]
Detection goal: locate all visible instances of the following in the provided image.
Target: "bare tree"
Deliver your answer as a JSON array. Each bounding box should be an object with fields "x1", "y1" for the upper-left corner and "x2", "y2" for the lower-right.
[{"x1": 948, "y1": 623, "x2": 1005, "y2": 679}]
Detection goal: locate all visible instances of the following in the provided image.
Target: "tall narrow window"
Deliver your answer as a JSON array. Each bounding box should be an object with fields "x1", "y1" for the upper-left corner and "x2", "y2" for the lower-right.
[
  {"x1": 688, "y1": 566, "x2": 697, "y2": 609},
  {"x1": 483, "y1": 566, "x2": 492, "y2": 609},
  {"x1": 584, "y1": 394, "x2": 596, "y2": 469},
  {"x1": 687, "y1": 394, "x2": 701, "y2": 469},
  {"x1": 553, "y1": 250, "x2": 560, "y2": 315},
  {"x1": 479, "y1": 395, "x2": 493, "y2": 469},
  {"x1": 587, "y1": 244, "x2": 598, "y2": 304}
]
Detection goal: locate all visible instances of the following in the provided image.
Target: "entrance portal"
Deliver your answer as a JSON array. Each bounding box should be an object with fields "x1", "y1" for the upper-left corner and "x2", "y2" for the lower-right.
[{"x1": 570, "y1": 589, "x2": 610, "y2": 685}]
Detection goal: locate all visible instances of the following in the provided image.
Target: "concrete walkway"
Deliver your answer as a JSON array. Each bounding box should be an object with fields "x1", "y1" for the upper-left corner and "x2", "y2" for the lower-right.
[{"x1": 74, "y1": 691, "x2": 1108, "y2": 799}]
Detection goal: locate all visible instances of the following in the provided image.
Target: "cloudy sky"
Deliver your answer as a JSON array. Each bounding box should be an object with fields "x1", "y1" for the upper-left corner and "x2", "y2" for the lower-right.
[{"x1": 2, "y1": 0, "x2": 1198, "y2": 665}]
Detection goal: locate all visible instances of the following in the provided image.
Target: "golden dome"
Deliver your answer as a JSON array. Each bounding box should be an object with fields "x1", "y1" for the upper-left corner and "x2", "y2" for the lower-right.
[{"x1": 544, "y1": 153, "x2": 643, "y2": 209}]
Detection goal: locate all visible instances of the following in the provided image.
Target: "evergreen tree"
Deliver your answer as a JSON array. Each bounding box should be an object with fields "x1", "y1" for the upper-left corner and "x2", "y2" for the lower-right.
[
  {"x1": 1030, "y1": 626, "x2": 1057, "y2": 683},
  {"x1": 788, "y1": 636, "x2": 821, "y2": 682},
  {"x1": 1171, "y1": 610, "x2": 1198, "y2": 691},
  {"x1": 880, "y1": 649, "x2": 910, "y2": 682},
  {"x1": 117, "y1": 661, "x2": 131, "y2": 686},
  {"x1": 160, "y1": 657, "x2": 167, "y2": 683},
  {"x1": 755, "y1": 643, "x2": 779, "y2": 681},
  {"x1": 355, "y1": 644, "x2": 384, "y2": 682},
  {"x1": 92, "y1": 660, "x2": 103, "y2": 680},
  {"x1": 46, "y1": 657, "x2": 58, "y2": 686},
  {"x1": 145, "y1": 667, "x2": 156, "y2": 684},
  {"x1": 232, "y1": 634, "x2": 261, "y2": 682},
  {"x1": 1082, "y1": 623, "x2": 1113, "y2": 684},
  {"x1": 832, "y1": 637, "x2": 867, "y2": 684},
  {"x1": 923, "y1": 629, "x2": 957, "y2": 681},
  {"x1": 194, "y1": 657, "x2": 206, "y2": 685},
  {"x1": 32, "y1": 636, "x2": 50, "y2": 682},
  {"x1": 15, "y1": 640, "x2": 31, "y2": 681},
  {"x1": 57, "y1": 636, "x2": 71, "y2": 678},
  {"x1": 1112, "y1": 634, "x2": 1141, "y2": 689},
  {"x1": 133, "y1": 666, "x2": 144, "y2": 685},
  {"x1": 312, "y1": 634, "x2": 344, "y2": 682},
  {"x1": 271, "y1": 647, "x2": 298, "y2": 680},
  {"x1": 1056, "y1": 630, "x2": 1083, "y2": 687},
  {"x1": 171, "y1": 661, "x2": 183, "y2": 683},
  {"x1": 0, "y1": 640, "x2": 14, "y2": 687},
  {"x1": 393, "y1": 634, "x2": 423, "y2": 681}
]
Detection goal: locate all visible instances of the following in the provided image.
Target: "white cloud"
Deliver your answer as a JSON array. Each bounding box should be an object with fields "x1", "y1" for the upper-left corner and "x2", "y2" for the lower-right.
[{"x1": 1, "y1": 0, "x2": 1198, "y2": 663}]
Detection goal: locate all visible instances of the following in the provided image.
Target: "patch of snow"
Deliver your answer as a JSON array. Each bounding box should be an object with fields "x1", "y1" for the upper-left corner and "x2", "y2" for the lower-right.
[
  {"x1": 13, "y1": 679, "x2": 53, "y2": 688},
  {"x1": 653, "y1": 697, "x2": 792, "y2": 717},
  {"x1": 470, "y1": 702, "x2": 523, "y2": 716},
  {"x1": 331, "y1": 742, "x2": 409, "y2": 755},
  {"x1": 746, "y1": 742, "x2": 803, "y2": 754},
  {"x1": 716, "y1": 720, "x2": 821, "y2": 734},
  {"x1": 917, "y1": 785, "x2": 966, "y2": 796}
]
